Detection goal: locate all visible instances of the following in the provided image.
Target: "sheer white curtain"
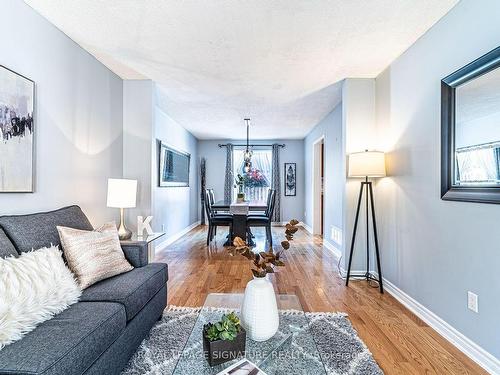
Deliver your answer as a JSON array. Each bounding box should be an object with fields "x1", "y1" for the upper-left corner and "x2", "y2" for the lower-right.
[
  {"x1": 233, "y1": 148, "x2": 272, "y2": 200},
  {"x1": 456, "y1": 146, "x2": 500, "y2": 184}
]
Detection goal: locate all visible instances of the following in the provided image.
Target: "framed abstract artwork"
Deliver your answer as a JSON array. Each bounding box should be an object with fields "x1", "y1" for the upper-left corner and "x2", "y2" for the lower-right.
[
  {"x1": 159, "y1": 141, "x2": 190, "y2": 187},
  {"x1": 284, "y1": 163, "x2": 296, "y2": 196},
  {"x1": 0, "y1": 65, "x2": 35, "y2": 192}
]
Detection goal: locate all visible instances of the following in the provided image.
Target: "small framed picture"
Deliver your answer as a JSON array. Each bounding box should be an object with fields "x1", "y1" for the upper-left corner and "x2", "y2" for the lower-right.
[{"x1": 284, "y1": 163, "x2": 296, "y2": 196}]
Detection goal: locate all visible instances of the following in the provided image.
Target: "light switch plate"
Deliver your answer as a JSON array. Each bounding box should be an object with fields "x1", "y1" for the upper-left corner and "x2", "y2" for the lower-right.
[{"x1": 467, "y1": 291, "x2": 478, "y2": 313}]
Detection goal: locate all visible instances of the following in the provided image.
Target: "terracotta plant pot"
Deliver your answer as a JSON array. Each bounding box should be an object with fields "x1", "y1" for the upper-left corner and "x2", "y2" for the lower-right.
[{"x1": 203, "y1": 325, "x2": 246, "y2": 367}]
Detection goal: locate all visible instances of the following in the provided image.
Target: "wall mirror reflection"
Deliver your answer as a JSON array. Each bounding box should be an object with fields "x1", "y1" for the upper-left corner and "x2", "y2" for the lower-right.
[
  {"x1": 455, "y1": 67, "x2": 500, "y2": 186},
  {"x1": 442, "y1": 46, "x2": 500, "y2": 203}
]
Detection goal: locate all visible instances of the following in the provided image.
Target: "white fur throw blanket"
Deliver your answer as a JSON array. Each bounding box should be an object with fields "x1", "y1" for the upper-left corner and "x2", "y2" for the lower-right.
[{"x1": 0, "y1": 245, "x2": 81, "y2": 349}]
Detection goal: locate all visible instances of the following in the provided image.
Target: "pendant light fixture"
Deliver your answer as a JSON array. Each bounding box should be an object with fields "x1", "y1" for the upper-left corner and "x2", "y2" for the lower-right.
[{"x1": 244, "y1": 118, "x2": 252, "y2": 173}]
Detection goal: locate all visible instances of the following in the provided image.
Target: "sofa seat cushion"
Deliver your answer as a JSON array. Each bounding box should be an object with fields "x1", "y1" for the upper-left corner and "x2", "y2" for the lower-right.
[
  {"x1": 0, "y1": 302, "x2": 126, "y2": 375},
  {"x1": 0, "y1": 206, "x2": 93, "y2": 253},
  {"x1": 80, "y1": 263, "x2": 168, "y2": 321}
]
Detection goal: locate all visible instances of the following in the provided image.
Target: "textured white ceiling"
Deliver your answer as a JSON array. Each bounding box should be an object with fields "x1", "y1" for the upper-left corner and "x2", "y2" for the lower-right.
[{"x1": 24, "y1": 0, "x2": 458, "y2": 139}]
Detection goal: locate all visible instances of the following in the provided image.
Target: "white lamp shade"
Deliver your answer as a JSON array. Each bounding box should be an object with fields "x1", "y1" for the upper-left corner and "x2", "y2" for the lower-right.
[
  {"x1": 107, "y1": 178, "x2": 137, "y2": 208},
  {"x1": 348, "y1": 151, "x2": 386, "y2": 178}
]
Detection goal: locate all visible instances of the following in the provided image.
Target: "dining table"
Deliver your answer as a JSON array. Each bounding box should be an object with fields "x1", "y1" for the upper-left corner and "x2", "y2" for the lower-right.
[{"x1": 211, "y1": 199, "x2": 267, "y2": 246}]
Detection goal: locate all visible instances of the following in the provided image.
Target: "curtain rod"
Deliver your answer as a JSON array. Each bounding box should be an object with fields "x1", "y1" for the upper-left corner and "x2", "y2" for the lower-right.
[
  {"x1": 218, "y1": 143, "x2": 285, "y2": 148},
  {"x1": 456, "y1": 140, "x2": 500, "y2": 152}
]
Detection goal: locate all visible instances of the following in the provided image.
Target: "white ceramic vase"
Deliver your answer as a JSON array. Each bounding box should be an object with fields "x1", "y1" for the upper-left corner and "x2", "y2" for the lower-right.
[{"x1": 240, "y1": 275, "x2": 279, "y2": 341}]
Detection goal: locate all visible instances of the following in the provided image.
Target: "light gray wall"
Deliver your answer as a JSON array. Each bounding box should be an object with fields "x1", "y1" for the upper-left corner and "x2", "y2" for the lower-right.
[
  {"x1": 280, "y1": 140, "x2": 305, "y2": 223},
  {"x1": 342, "y1": 78, "x2": 377, "y2": 271},
  {"x1": 304, "y1": 104, "x2": 343, "y2": 251},
  {"x1": 153, "y1": 86, "x2": 199, "y2": 240},
  {"x1": 198, "y1": 139, "x2": 305, "y2": 222},
  {"x1": 0, "y1": 0, "x2": 123, "y2": 225},
  {"x1": 375, "y1": 0, "x2": 500, "y2": 359},
  {"x1": 123, "y1": 80, "x2": 154, "y2": 230}
]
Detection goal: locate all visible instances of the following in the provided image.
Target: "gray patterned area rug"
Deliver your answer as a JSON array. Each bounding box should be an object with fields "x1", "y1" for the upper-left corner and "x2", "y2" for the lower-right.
[{"x1": 122, "y1": 306, "x2": 383, "y2": 375}]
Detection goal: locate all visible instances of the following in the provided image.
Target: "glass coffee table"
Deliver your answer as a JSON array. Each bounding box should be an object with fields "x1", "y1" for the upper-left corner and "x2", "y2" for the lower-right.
[{"x1": 172, "y1": 293, "x2": 327, "y2": 374}]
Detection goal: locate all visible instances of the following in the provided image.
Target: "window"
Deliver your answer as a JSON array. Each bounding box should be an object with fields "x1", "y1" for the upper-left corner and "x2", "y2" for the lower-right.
[
  {"x1": 233, "y1": 148, "x2": 272, "y2": 200},
  {"x1": 455, "y1": 142, "x2": 500, "y2": 185}
]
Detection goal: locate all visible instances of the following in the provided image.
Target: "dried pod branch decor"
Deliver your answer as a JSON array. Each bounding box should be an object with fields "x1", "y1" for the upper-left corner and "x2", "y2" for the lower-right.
[{"x1": 229, "y1": 219, "x2": 299, "y2": 278}]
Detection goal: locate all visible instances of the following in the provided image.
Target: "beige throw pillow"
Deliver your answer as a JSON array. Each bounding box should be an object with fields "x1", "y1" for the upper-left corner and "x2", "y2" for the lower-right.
[{"x1": 57, "y1": 222, "x2": 133, "y2": 289}]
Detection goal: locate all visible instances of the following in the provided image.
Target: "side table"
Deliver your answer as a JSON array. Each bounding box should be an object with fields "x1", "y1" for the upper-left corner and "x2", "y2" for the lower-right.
[{"x1": 120, "y1": 232, "x2": 165, "y2": 263}]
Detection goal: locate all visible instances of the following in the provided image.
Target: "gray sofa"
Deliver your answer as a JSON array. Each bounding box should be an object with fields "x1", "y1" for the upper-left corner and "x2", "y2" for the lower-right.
[{"x1": 0, "y1": 206, "x2": 168, "y2": 375}]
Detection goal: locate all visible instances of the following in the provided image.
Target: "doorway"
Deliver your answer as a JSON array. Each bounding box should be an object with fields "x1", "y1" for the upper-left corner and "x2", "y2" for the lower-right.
[{"x1": 312, "y1": 136, "x2": 324, "y2": 236}]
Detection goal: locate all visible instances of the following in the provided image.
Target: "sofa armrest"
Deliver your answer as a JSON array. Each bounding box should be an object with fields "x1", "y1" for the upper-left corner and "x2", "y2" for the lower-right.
[{"x1": 120, "y1": 241, "x2": 148, "y2": 267}]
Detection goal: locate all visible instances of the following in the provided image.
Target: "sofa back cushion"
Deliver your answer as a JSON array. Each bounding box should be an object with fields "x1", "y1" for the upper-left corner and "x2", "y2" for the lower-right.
[
  {"x1": 0, "y1": 228, "x2": 17, "y2": 259},
  {"x1": 0, "y1": 206, "x2": 93, "y2": 253}
]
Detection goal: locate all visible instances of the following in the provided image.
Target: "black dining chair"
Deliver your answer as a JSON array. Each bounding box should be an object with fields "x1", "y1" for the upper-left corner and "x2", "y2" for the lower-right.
[
  {"x1": 207, "y1": 188, "x2": 228, "y2": 236},
  {"x1": 204, "y1": 189, "x2": 232, "y2": 245},
  {"x1": 247, "y1": 190, "x2": 276, "y2": 245},
  {"x1": 207, "y1": 189, "x2": 216, "y2": 206},
  {"x1": 208, "y1": 188, "x2": 229, "y2": 216},
  {"x1": 207, "y1": 188, "x2": 217, "y2": 220},
  {"x1": 247, "y1": 189, "x2": 274, "y2": 238},
  {"x1": 250, "y1": 189, "x2": 274, "y2": 218}
]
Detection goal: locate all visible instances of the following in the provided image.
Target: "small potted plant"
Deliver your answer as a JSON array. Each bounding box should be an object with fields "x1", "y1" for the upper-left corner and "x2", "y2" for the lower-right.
[{"x1": 203, "y1": 312, "x2": 246, "y2": 366}]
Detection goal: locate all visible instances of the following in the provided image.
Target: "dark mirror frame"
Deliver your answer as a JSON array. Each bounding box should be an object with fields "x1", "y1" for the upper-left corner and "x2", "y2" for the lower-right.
[{"x1": 441, "y1": 46, "x2": 500, "y2": 204}]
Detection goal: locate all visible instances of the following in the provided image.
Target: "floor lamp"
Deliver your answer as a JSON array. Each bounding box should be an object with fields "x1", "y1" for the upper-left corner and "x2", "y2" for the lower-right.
[{"x1": 345, "y1": 150, "x2": 385, "y2": 293}]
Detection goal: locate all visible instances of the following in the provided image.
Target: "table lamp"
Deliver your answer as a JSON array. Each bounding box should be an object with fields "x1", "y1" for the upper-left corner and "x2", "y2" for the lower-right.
[
  {"x1": 107, "y1": 178, "x2": 137, "y2": 240},
  {"x1": 345, "y1": 150, "x2": 386, "y2": 293}
]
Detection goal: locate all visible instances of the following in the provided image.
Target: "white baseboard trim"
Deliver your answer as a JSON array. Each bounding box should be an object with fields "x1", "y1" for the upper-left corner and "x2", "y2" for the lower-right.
[
  {"x1": 322, "y1": 239, "x2": 342, "y2": 260},
  {"x1": 339, "y1": 267, "x2": 368, "y2": 277},
  {"x1": 301, "y1": 222, "x2": 313, "y2": 234},
  {"x1": 381, "y1": 277, "x2": 500, "y2": 374},
  {"x1": 155, "y1": 220, "x2": 201, "y2": 251}
]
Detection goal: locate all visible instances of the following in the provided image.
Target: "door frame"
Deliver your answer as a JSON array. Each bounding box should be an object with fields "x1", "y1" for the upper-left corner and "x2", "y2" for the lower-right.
[{"x1": 312, "y1": 135, "x2": 325, "y2": 235}]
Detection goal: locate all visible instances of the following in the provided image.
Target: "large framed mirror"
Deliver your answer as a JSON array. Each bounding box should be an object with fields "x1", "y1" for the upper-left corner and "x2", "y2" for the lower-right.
[{"x1": 441, "y1": 46, "x2": 500, "y2": 203}]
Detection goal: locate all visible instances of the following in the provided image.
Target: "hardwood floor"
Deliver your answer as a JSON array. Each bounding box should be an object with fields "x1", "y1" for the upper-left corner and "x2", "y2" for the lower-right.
[{"x1": 155, "y1": 225, "x2": 486, "y2": 374}]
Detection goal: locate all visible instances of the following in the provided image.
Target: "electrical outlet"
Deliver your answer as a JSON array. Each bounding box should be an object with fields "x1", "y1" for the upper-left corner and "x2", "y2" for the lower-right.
[
  {"x1": 161, "y1": 224, "x2": 165, "y2": 232},
  {"x1": 467, "y1": 291, "x2": 478, "y2": 313},
  {"x1": 330, "y1": 226, "x2": 343, "y2": 246}
]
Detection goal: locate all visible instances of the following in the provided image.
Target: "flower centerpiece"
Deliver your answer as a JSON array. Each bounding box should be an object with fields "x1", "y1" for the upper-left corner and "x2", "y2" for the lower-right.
[
  {"x1": 203, "y1": 312, "x2": 246, "y2": 366},
  {"x1": 242, "y1": 167, "x2": 269, "y2": 200},
  {"x1": 229, "y1": 220, "x2": 299, "y2": 341},
  {"x1": 243, "y1": 168, "x2": 268, "y2": 188}
]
